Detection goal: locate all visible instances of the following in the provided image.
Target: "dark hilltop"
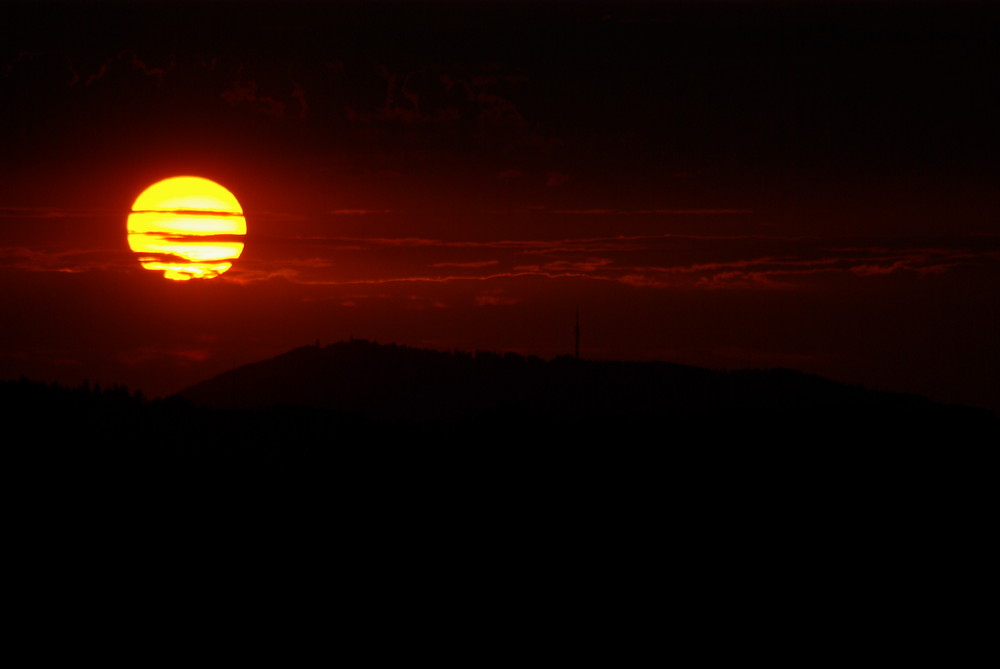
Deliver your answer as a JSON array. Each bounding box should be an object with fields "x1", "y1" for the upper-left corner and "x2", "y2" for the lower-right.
[
  {"x1": 179, "y1": 338, "x2": 993, "y2": 444},
  {"x1": 4, "y1": 339, "x2": 993, "y2": 538},
  {"x1": 7, "y1": 339, "x2": 994, "y2": 460}
]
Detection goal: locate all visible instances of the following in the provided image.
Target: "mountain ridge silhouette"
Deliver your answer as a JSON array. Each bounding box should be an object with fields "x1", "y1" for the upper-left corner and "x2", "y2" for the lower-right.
[
  {"x1": 3, "y1": 341, "x2": 993, "y2": 545},
  {"x1": 178, "y1": 339, "x2": 991, "y2": 436}
]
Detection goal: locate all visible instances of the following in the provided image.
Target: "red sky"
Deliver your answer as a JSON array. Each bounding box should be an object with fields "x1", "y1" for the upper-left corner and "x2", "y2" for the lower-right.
[{"x1": 2, "y1": 1, "x2": 997, "y2": 412}]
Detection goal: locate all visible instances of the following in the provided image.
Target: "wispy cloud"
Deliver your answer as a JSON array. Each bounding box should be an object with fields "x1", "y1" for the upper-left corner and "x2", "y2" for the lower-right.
[
  {"x1": 6, "y1": 216, "x2": 998, "y2": 298},
  {"x1": 549, "y1": 208, "x2": 753, "y2": 215},
  {"x1": 329, "y1": 209, "x2": 397, "y2": 215},
  {"x1": 0, "y1": 206, "x2": 117, "y2": 220},
  {"x1": 247, "y1": 232, "x2": 1000, "y2": 292},
  {"x1": 118, "y1": 346, "x2": 211, "y2": 367},
  {"x1": 430, "y1": 260, "x2": 500, "y2": 268},
  {"x1": 475, "y1": 289, "x2": 520, "y2": 306},
  {"x1": 0, "y1": 246, "x2": 127, "y2": 273}
]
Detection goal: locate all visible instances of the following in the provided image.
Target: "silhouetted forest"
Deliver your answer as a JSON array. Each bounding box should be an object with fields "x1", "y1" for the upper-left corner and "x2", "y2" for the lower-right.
[
  {"x1": 181, "y1": 339, "x2": 995, "y2": 440},
  {"x1": 3, "y1": 343, "x2": 994, "y2": 547},
  {"x1": 5, "y1": 339, "x2": 995, "y2": 464}
]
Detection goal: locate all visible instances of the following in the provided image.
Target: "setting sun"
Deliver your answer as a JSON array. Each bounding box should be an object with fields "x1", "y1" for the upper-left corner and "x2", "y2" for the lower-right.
[{"x1": 127, "y1": 176, "x2": 246, "y2": 281}]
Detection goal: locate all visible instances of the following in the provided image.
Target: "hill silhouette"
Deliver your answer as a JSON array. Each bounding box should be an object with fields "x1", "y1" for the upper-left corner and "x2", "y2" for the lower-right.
[
  {"x1": 5, "y1": 340, "x2": 992, "y2": 463},
  {"x1": 3, "y1": 344, "x2": 993, "y2": 579},
  {"x1": 179, "y1": 339, "x2": 993, "y2": 443}
]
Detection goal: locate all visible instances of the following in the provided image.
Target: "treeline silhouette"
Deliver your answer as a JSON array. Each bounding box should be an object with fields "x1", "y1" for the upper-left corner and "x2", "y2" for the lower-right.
[
  {"x1": 179, "y1": 339, "x2": 995, "y2": 443},
  {"x1": 3, "y1": 343, "x2": 994, "y2": 538},
  {"x1": 5, "y1": 339, "x2": 995, "y2": 465}
]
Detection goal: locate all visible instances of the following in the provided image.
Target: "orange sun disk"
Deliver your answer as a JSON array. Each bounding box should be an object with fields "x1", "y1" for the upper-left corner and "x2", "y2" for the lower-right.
[{"x1": 127, "y1": 176, "x2": 247, "y2": 281}]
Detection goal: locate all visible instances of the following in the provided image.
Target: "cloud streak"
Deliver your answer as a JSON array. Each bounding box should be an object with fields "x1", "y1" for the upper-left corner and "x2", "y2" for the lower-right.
[
  {"x1": 220, "y1": 232, "x2": 1000, "y2": 297},
  {"x1": 549, "y1": 208, "x2": 753, "y2": 215},
  {"x1": 6, "y1": 216, "x2": 998, "y2": 299},
  {"x1": 0, "y1": 206, "x2": 118, "y2": 220}
]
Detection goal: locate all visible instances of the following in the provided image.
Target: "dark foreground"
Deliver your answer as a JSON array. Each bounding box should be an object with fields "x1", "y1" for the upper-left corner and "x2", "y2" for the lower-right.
[
  {"x1": 2, "y1": 370, "x2": 991, "y2": 651},
  {"x1": 3, "y1": 361, "x2": 993, "y2": 506}
]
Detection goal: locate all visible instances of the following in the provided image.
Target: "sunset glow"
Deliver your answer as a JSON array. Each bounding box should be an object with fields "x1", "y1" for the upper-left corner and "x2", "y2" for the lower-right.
[
  {"x1": 127, "y1": 177, "x2": 246, "y2": 281},
  {"x1": 2, "y1": 1, "x2": 997, "y2": 416}
]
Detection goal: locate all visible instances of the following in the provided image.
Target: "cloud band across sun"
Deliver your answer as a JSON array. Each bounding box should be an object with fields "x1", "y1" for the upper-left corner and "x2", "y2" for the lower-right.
[{"x1": 126, "y1": 177, "x2": 246, "y2": 281}]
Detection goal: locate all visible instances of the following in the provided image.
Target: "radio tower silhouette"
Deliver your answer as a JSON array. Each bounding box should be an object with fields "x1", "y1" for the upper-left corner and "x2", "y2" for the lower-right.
[{"x1": 574, "y1": 308, "x2": 581, "y2": 359}]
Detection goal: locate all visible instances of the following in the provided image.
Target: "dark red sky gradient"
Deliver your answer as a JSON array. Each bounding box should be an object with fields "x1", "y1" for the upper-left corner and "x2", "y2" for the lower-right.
[{"x1": 1, "y1": 1, "x2": 997, "y2": 411}]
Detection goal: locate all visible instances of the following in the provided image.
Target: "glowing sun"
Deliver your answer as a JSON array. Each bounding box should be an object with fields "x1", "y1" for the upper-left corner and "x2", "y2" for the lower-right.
[{"x1": 127, "y1": 176, "x2": 247, "y2": 281}]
